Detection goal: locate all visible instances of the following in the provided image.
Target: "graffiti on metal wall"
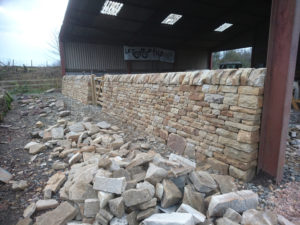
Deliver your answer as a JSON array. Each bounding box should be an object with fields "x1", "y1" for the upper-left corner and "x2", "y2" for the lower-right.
[{"x1": 124, "y1": 46, "x2": 175, "y2": 63}]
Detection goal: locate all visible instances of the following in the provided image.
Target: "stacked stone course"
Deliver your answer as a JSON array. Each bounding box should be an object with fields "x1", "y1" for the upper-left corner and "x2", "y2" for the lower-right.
[
  {"x1": 100, "y1": 68, "x2": 266, "y2": 181},
  {"x1": 62, "y1": 75, "x2": 92, "y2": 104}
]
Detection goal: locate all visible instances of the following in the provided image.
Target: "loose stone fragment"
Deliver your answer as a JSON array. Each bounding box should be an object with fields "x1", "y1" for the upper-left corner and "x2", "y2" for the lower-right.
[
  {"x1": 110, "y1": 216, "x2": 128, "y2": 225},
  {"x1": 216, "y1": 217, "x2": 239, "y2": 225},
  {"x1": 44, "y1": 172, "x2": 66, "y2": 193},
  {"x1": 35, "y1": 201, "x2": 77, "y2": 225},
  {"x1": 98, "y1": 191, "x2": 114, "y2": 208},
  {"x1": 155, "y1": 183, "x2": 163, "y2": 200},
  {"x1": 58, "y1": 110, "x2": 71, "y2": 117},
  {"x1": 161, "y1": 179, "x2": 182, "y2": 208},
  {"x1": 23, "y1": 202, "x2": 36, "y2": 218},
  {"x1": 182, "y1": 185, "x2": 205, "y2": 213},
  {"x1": 145, "y1": 163, "x2": 168, "y2": 184},
  {"x1": 189, "y1": 171, "x2": 217, "y2": 193},
  {"x1": 29, "y1": 143, "x2": 46, "y2": 154},
  {"x1": 138, "y1": 198, "x2": 157, "y2": 210},
  {"x1": 167, "y1": 134, "x2": 186, "y2": 155},
  {"x1": 211, "y1": 174, "x2": 237, "y2": 194},
  {"x1": 84, "y1": 199, "x2": 99, "y2": 218},
  {"x1": 0, "y1": 167, "x2": 12, "y2": 183},
  {"x1": 208, "y1": 190, "x2": 258, "y2": 217},
  {"x1": 176, "y1": 203, "x2": 206, "y2": 223},
  {"x1": 16, "y1": 218, "x2": 33, "y2": 225},
  {"x1": 223, "y1": 208, "x2": 242, "y2": 223},
  {"x1": 122, "y1": 188, "x2": 152, "y2": 207},
  {"x1": 51, "y1": 127, "x2": 64, "y2": 139},
  {"x1": 97, "y1": 121, "x2": 111, "y2": 129},
  {"x1": 12, "y1": 180, "x2": 28, "y2": 190},
  {"x1": 127, "y1": 211, "x2": 137, "y2": 225},
  {"x1": 136, "y1": 181, "x2": 155, "y2": 197},
  {"x1": 93, "y1": 176, "x2": 127, "y2": 194},
  {"x1": 136, "y1": 207, "x2": 157, "y2": 221},
  {"x1": 98, "y1": 208, "x2": 113, "y2": 221},
  {"x1": 36, "y1": 199, "x2": 59, "y2": 211},
  {"x1": 169, "y1": 153, "x2": 196, "y2": 168},
  {"x1": 142, "y1": 212, "x2": 194, "y2": 225},
  {"x1": 109, "y1": 197, "x2": 125, "y2": 218},
  {"x1": 241, "y1": 209, "x2": 278, "y2": 225},
  {"x1": 52, "y1": 161, "x2": 68, "y2": 170}
]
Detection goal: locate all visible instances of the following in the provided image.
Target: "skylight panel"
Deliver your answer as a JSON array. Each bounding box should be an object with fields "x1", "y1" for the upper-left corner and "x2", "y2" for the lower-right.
[
  {"x1": 101, "y1": 0, "x2": 123, "y2": 16},
  {"x1": 161, "y1": 13, "x2": 182, "y2": 25},
  {"x1": 214, "y1": 23, "x2": 233, "y2": 32}
]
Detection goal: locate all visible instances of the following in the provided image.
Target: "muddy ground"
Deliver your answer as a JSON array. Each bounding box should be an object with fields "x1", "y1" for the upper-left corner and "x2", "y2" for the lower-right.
[{"x1": 0, "y1": 92, "x2": 300, "y2": 225}]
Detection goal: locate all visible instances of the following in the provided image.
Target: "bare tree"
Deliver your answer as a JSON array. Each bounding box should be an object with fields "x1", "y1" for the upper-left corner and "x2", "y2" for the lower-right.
[{"x1": 47, "y1": 29, "x2": 61, "y2": 66}]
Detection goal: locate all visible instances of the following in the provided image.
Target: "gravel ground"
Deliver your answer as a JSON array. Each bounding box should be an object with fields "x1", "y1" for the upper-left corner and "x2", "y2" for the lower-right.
[{"x1": 0, "y1": 91, "x2": 300, "y2": 224}]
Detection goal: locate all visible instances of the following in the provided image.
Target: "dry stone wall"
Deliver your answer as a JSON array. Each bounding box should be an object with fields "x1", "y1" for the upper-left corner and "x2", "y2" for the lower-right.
[
  {"x1": 100, "y1": 68, "x2": 266, "y2": 181},
  {"x1": 62, "y1": 75, "x2": 92, "y2": 104}
]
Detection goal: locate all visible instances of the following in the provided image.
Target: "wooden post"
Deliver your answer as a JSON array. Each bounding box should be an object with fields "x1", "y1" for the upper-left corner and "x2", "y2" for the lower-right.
[{"x1": 258, "y1": 0, "x2": 300, "y2": 182}]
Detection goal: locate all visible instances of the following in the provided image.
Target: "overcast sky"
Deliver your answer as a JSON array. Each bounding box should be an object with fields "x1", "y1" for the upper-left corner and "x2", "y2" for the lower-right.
[{"x1": 0, "y1": 0, "x2": 68, "y2": 66}]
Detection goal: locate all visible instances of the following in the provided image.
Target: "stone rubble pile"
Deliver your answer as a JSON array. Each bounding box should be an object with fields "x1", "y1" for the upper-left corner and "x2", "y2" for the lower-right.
[
  {"x1": 16, "y1": 113, "x2": 294, "y2": 225},
  {"x1": 286, "y1": 125, "x2": 300, "y2": 175}
]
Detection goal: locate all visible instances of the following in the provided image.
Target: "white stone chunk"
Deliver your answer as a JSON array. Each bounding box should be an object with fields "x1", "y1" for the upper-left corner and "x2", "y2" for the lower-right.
[
  {"x1": 143, "y1": 213, "x2": 195, "y2": 225},
  {"x1": 176, "y1": 203, "x2": 206, "y2": 223},
  {"x1": 93, "y1": 176, "x2": 127, "y2": 194},
  {"x1": 169, "y1": 154, "x2": 196, "y2": 168}
]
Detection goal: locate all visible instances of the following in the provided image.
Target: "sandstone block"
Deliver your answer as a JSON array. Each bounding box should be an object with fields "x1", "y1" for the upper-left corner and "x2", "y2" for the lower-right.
[
  {"x1": 204, "y1": 94, "x2": 224, "y2": 104},
  {"x1": 247, "y1": 68, "x2": 266, "y2": 87},
  {"x1": 145, "y1": 163, "x2": 168, "y2": 184},
  {"x1": 36, "y1": 199, "x2": 59, "y2": 211},
  {"x1": 138, "y1": 198, "x2": 157, "y2": 210},
  {"x1": 223, "y1": 93, "x2": 238, "y2": 106},
  {"x1": 84, "y1": 199, "x2": 99, "y2": 218},
  {"x1": 182, "y1": 185, "x2": 205, "y2": 213},
  {"x1": 35, "y1": 201, "x2": 77, "y2": 225},
  {"x1": 161, "y1": 179, "x2": 182, "y2": 208},
  {"x1": 93, "y1": 176, "x2": 126, "y2": 194},
  {"x1": 211, "y1": 174, "x2": 237, "y2": 194},
  {"x1": 176, "y1": 203, "x2": 206, "y2": 223},
  {"x1": 23, "y1": 202, "x2": 36, "y2": 218},
  {"x1": 29, "y1": 143, "x2": 46, "y2": 154},
  {"x1": 44, "y1": 172, "x2": 66, "y2": 193},
  {"x1": 208, "y1": 190, "x2": 258, "y2": 217},
  {"x1": 207, "y1": 158, "x2": 229, "y2": 175},
  {"x1": 108, "y1": 197, "x2": 125, "y2": 218},
  {"x1": 238, "y1": 86, "x2": 263, "y2": 95},
  {"x1": 143, "y1": 212, "x2": 194, "y2": 225},
  {"x1": 98, "y1": 191, "x2": 114, "y2": 208},
  {"x1": 237, "y1": 130, "x2": 259, "y2": 144},
  {"x1": 224, "y1": 147, "x2": 257, "y2": 163},
  {"x1": 137, "y1": 207, "x2": 157, "y2": 221},
  {"x1": 223, "y1": 208, "x2": 242, "y2": 223},
  {"x1": 167, "y1": 134, "x2": 186, "y2": 155},
  {"x1": 218, "y1": 136, "x2": 257, "y2": 153},
  {"x1": 189, "y1": 171, "x2": 217, "y2": 193},
  {"x1": 136, "y1": 181, "x2": 155, "y2": 197},
  {"x1": 229, "y1": 166, "x2": 255, "y2": 181},
  {"x1": 238, "y1": 95, "x2": 263, "y2": 109},
  {"x1": 122, "y1": 188, "x2": 152, "y2": 207},
  {"x1": 241, "y1": 209, "x2": 277, "y2": 225}
]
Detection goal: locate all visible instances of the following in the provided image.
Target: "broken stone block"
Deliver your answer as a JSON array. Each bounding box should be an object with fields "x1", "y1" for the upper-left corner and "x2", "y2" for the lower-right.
[
  {"x1": 241, "y1": 209, "x2": 277, "y2": 225},
  {"x1": 98, "y1": 191, "x2": 114, "y2": 208},
  {"x1": 208, "y1": 190, "x2": 258, "y2": 217},
  {"x1": 138, "y1": 198, "x2": 157, "y2": 210},
  {"x1": 277, "y1": 214, "x2": 295, "y2": 225},
  {"x1": 155, "y1": 183, "x2": 163, "y2": 200},
  {"x1": 97, "y1": 121, "x2": 111, "y2": 129},
  {"x1": 23, "y1": 202, "x2": 36, "y2": 218},
  {"x1": 127, "y1": 211, "x2": 137, "y2": 225},
  {"x1": 84, "y1": 199, "x2": 99, "y2": 218},
  {"x1": 207, "y1": 158, "x2": 229, "y2": 175},
  {"x1": 122, "y1": 188, "x2": 152, "y2": 207},
  {"x1": 93, "y1": 176, "x2": 127, "y2": 194},
  {"x1": 0, "y1": 167, "x2": 12, "y2": 183},
  {"x1": 98, "y1": 158, "x2": 112, "y2": 169},
  {"x1": 68, "y1": 182, "x2": 97, "y2": 203},
  {"x1": 176, "y1": 203, "x2": 206, "y2": 223},
  {"x1": 216, "y1": 217, "x2": 239, "y2": 225},
  {"x1": 69, "y1": 152, "x2": 82, "y2": 165},
  {"x1": 136, "y1": 207, "x2": 157, "y2": 221},
  {"x1": 69, "y1": 122, "x2": 85, "y2": 133},
  {"x1": 113, "y1": 168, "x2": 131, "y2": 181},
  {"x1": 111, "y1": 138, "x2": 125, "y2": 150},
  {"x1": 29, "y1": 143, "x2": 46, "y2": 154},
  {"x1": 229, "y1": 166, "x2": 255, "y2": 182},
  {"x1": 136, "y1": 181, "x2": 155, "y2": 197},
  {"x1": 52, "y1": 161, "x2": 68, "y2": 170},
  {"x1": 143, "y1": 212, "x2": 194, "y2": 225},
  {"x1": 182, "y1": 185, "x2": 205, "y2": 213},
  {"x1": 211, "y1": 174, "x2": 237, "y2": 194},
  {"x1": 24, "y1": 141, "x2": 38, "y2": 150},
  {"x1": 35, "y1": 201, "x2": 77, "y2": 225},
  {"x1": 44, "y1": 172, "x2": 66, "y2": 193},
  {"x1": 189, "y1": 171, "x2": 217, "y2": 193},
  {"x1": 98, "y1": 208, "x2": 113, "y2": 221},
  {"x1": 223, "y1": 208, "x2": 242, "y2": 223},
  {"x1": 145, "y1": 163, "x2": 168, "y2": 184},
  {"x1": 109, "y1": 197, "x2": 125, "y2": 218},
  {"x1": 110, "y1": 216, "x2": 128, "y2": 225},
  {"x1": 169, "y1": 153, "x2": 196, "y2": 168},
  {"x1": 167, "y1": 134, "x2": 186, "y2": 155},
  {"x1": 36, "y1": 199, "x2": 59, "y2": 211},
  {"x1": 126, "y1": 152, "x2": 156, "y2": 169},
  {"x1": 16, "y1": 218, "x2": 33, "y2": 225},
  {"x1": 51, "y1": 127, "x2": 64, "y2": 139},
  {"x1": 161, "y1": 179, "x2": 182, "y2": 208},
  {"x1": 95, "y1": 213, "x2": 108, "y2": 225},
  {"x1": 11, "y1": 180, "x2": 28, "y2": 190}
]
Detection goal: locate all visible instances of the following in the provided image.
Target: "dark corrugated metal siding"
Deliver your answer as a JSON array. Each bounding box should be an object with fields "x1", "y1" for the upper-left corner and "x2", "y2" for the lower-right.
[{"x1": 64, "y1": 42, "x2": 209, "y2": 73}]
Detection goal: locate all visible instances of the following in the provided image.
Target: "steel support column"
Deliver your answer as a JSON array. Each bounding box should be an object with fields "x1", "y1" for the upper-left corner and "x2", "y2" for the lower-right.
[{"x1": 258, "y1": 0, "x2": 300, "y2": 182}]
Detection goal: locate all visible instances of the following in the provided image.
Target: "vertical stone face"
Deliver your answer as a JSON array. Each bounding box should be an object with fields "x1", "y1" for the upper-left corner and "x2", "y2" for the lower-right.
[{"x1": 98, "y1": 69, "x2": 265, "y2": 181}]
